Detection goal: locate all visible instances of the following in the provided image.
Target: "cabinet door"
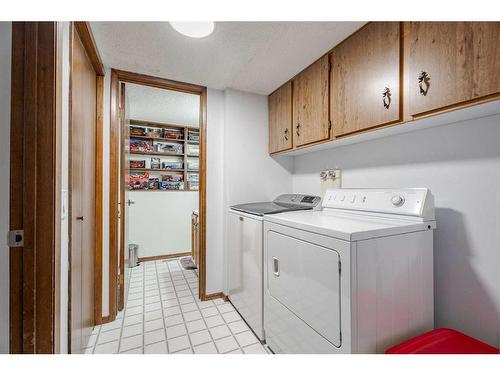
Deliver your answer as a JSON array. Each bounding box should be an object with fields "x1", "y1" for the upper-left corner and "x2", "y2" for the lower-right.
[
  {"x1": 409, "y1": 22, "x2": 500, "y2": 116},
  {"x1": 331, "y1": 22, "x2": 401, "y2": 137},
  {"x1": 269, "y1": 81, "x2": 292, "y2": 154},
  {"x1": 293, "y1": 55, "x2": 330, "y2": 147}
]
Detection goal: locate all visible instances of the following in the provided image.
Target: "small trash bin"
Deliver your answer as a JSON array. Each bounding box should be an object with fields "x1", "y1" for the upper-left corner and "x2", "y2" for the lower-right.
[{"x1": 128, "y1": 244, "x2": 139, "y2": 268}]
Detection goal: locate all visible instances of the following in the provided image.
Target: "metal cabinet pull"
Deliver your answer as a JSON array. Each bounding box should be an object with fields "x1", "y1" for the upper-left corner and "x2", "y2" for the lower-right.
[
  {"x1": 273, "y1": 257, "x2": 280, "y2": 277},
  {"x1": 382, "y1": 87, "x2": 391, "y2": 109},
  {"x1": 418, "y1": 71, "x2": 430, "y2": 96},
  {"x1": 296, "y1": 123, "x2": 301, "y2": 137},
  {"x1": 76, "y1": 216, "x2": 84, "y2": 221},
  {"x1": 284, "y1": 128, "x2": 289, "y2": 141}
]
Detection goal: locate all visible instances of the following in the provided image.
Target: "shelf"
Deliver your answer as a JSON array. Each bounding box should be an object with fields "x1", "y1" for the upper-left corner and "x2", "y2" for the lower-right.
[
  {"x1": 129, "y1": 189, "x2": 186, "y2": 193},
  {"x1": 129, "y1": 119, "x2": 200, "y2": 131},
  {"x1": 129, "y1": 168, "x2": 185, "y2": 173},
  {"x1": 129, "y1": 151, "x2": 184, "y2": 157},
  {"x1": 130, "y1": 135, "x2": 185, "y2": 143}
]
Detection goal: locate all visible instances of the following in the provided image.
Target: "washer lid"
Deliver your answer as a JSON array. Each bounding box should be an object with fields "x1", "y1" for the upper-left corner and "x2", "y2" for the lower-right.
[
  {"x1": 264, "y1": 209, "x2": 436, "y2": 241},
  {"x1": 230, "y1": 194, "x2": 321, "y2": 216}
]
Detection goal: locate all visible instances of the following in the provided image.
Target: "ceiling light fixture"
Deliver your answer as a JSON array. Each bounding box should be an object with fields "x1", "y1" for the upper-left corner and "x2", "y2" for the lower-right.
[{"x1": 169, "y1": 22, "x2": 215, "y2": 38}]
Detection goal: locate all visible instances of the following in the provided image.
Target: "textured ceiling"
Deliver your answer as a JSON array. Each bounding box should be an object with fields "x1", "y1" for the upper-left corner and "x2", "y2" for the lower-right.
[
  {"x1": 126, "y1": 83, "x2": 200, "y2": 127},
  {"x1": 91, "y1": 21, "x2": 366, "y2": 95}
]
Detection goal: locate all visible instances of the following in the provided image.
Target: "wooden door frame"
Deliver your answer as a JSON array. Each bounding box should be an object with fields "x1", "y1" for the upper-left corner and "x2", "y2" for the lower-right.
[
  {"x1": 9, "y1": 22, "x2": 62, "y2": 354},
  {"x1": 108, "y1": 69, "x2": 208, "y2": 319},
  {"x1": 68, "y1": 21, "x2": 105, "y2": 352}
]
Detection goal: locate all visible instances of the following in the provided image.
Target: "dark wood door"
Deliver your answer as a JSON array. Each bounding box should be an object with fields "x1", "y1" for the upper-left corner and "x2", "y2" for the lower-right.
[
  {"x1": 292, "y1": 55, "x2": 330, "y2": 147},
  {"x1": 409, "y1": 22, "x2": 500, "y2": 116},
  {"x1": 269, "y1": 81, "x2": 293, "y2": 153},
  {"x1": 70, "y1": 27, "x2": 97, "y2": 353},
  {"x1": 331, "y1": 22, "x2": 402, "y2": 136}
]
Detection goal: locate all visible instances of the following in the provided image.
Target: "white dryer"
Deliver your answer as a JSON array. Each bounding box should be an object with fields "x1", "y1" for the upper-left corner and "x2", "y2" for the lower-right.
[{"x1": 263, "y1": 188, "x2": 436, "y2": 354}]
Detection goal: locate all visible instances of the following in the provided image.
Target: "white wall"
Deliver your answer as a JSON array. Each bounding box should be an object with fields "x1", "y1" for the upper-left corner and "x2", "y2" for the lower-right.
[
  {"x1": 0, "y1": 21, "x2": 12, "y2": 354},
  {"x1": 59, "y1": 21, "x2": 71, "y2": 354},
  {"x1": 221, "y1": 89, "x2": 293, "y2": 293},
  {"x1": 292, "y1": 113, "x2": 500, "y2": 347},
  {"x1": 205, "y1": 89, "x2": 226, "y2": 294},
  {"x1": 128, "y1": 192, "x2": 198, "y2": 257}
]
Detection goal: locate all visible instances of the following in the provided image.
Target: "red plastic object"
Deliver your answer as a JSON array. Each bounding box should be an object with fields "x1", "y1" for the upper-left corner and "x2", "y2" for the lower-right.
[{"x1": 385, "y1": 328, "x2": 499, "y2": 354}]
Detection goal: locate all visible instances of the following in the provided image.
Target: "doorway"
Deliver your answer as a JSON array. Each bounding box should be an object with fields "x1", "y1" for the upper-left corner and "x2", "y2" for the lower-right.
[{"x1": 109, "y1": 70, "x2": 208, "y2": 321}]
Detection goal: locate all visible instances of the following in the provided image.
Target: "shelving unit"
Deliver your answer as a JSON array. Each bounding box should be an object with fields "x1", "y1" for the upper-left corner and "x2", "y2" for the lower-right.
[{"x1": 128, "y1": 119, "x2": 199, "y2": 191}]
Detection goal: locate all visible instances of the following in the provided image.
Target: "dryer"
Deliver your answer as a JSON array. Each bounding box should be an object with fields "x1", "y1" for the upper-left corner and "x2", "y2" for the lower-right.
[{"x1": 263, "y1": 188, "x2": 436, "y2": 354}]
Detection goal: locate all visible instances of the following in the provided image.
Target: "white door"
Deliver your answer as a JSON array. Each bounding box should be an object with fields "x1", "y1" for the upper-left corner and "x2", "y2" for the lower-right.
[
  {"x1": 267, "y1": 231, "x2": 341, "y2": 347},
  {"x1": 227, "y1": 211, "x2": 264, "y2": 340}
]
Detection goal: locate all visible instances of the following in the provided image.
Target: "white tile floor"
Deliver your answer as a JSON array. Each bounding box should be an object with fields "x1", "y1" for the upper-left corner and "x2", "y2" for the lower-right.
[{"x1": 85, "y1": 258, "x2": 268, "y2": 354}]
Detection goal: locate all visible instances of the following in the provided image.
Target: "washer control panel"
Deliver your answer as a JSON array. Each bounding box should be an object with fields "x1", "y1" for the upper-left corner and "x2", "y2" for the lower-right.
[{"x1": 322, "y1": 188, "x2": 433, "y2": 219}]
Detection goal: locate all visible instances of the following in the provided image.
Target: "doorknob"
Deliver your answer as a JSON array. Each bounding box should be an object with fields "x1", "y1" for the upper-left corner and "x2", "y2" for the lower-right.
[{"x1": 76, "y1": 216, "x2": 85, "y2": 221}]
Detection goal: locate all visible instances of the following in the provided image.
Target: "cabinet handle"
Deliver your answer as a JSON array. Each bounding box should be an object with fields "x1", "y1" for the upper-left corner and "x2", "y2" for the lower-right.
[
  {"x1": 296, "y1": 123, "x2": 301, "y2": 137},
  {"x1": 272, "y1": 257, "x2": 280, "y2": 277},
  {"x1": 284, "y1": 128, "x2": 289, "y2": 141},
  {"x1": 76, "y1": 216, "x2": 84, "y2": 221},
  {"x1": 239, "y1": 216, "x2": 244, "y2": 222},
  {"x1": 418, "y1": 71, "x2": 430, "y2": 96},
  {"x1": 382, "y1": 87, "x2": 391, "y2": 109}
]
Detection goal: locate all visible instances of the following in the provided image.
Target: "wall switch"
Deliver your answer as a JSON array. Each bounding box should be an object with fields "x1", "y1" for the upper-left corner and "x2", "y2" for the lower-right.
[{"x1": 320, "y1": 169, "x2": 341, "y2": 197}]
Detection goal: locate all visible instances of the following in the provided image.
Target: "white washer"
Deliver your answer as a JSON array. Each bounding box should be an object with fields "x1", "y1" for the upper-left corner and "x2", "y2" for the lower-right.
[{"x1": 263, "y1": 188, "x2": 436, "y2": 354}]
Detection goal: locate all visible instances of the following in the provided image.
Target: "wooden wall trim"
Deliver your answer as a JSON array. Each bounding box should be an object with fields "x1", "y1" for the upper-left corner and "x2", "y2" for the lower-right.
[
  {"x1": 10, "y1": 21, "x2": 60, "y2": 354},
  {"x1": 73, "y1": 22, "x2": 105, "y2": 76},
  {"x1": 108, "y1": 69, "x2": 119, "y2": 321},
  {"x1": 138, "y1": 252, "x2": 192, "y2": 263},
  {"x1": 198, "y1": 87, "x2": 208, "y2": 301},
  {"x1": 94, "y1": 75, "x2": 104, "y2": 325},
  {"x1": 112, "y1": 69, "x2": 205, "y2": 94}
]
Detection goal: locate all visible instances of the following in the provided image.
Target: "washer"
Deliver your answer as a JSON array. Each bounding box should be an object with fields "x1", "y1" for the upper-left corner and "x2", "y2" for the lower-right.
[
  {"x1": 227, "y1": 194, "x2": 321, "y2": 341},
  {"x1": 263, "y1": 188, "x2": 436, "y2": 353}
]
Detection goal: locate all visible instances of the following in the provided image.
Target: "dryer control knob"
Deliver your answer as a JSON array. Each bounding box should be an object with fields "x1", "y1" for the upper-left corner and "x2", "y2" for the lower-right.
[{"x1": 391, "y1": 195, "x2": 405, "y2": 207}]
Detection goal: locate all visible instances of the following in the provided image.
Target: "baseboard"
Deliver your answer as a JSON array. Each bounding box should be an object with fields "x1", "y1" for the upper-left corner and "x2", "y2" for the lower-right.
[
  {"x1": 100, "y1": 315, "x2": 114, "y2": 324},
  {"x1": 204, "y1": 292, "x2": 229, "y2": 302},
  {"x1": 138, "y1": 252, "x2": 191, "y2": 263}
]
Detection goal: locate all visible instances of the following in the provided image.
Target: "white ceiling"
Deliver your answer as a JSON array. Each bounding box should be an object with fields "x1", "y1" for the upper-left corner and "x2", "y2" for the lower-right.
[
  {"x1": 126, "y1": 83, "x2": 200, "y2": 127},
  {"x1": 91, "y1": 21, "x2": 366, "y2": 95}
]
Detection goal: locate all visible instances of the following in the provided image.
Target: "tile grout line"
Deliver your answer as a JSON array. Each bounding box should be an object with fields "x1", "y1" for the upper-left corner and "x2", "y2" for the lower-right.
[
  {"x1": 183, "y1": 261, "x2": 222, "y2": 353},
  {"x1": 166, "y1": 259, "x2": 197, "y2": 353},
  {"x1": 119, "y1": 263, "x2": 141, "y2": 353},
  {"x1": 154, "y1": 260, "x2": 171, "y2": 354}
]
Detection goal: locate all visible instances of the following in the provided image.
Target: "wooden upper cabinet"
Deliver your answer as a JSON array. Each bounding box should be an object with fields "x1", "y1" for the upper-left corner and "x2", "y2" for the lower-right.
[
  {"x1": 331, "y1": 22, "x2": 402, "y2": 137},
  {"x1": 409, "y1": 22, "x2": 500, "y2": 116},
  {"x1": 269, "y1": 81, "x2": 293, "y2": 154},
  {"x1": 292, "y1": 54, "x2": 330, "y2": 147}
]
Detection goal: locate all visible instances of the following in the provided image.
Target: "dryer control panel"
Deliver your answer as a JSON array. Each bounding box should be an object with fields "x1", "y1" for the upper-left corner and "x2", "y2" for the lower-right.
[{"x1": 322, "y1": 188, "x2": 434, "y2": 220}]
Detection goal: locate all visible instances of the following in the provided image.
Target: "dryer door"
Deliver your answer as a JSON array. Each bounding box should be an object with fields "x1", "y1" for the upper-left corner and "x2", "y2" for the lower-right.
[{"x1": 267, "y1": 231, "x2": 341, "y2": 347}]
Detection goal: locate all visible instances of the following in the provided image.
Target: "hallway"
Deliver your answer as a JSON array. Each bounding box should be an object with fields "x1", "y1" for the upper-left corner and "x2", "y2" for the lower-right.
[{"x1": 85, "y1": 259, "x2": 267, "y2": 354}]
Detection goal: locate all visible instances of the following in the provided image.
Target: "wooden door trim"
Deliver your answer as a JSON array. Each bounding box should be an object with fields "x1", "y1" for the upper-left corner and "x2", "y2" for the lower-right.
[
  {"x1": 9, "y1": 22, "x2": 61, "y2": 353},
  {"x1": 73, "y1": 22, "x2": 105, "y2": 76},
  {"x1": 68, "y1": 22, "x2": 104, "y2": 354},
  {"x1": 109, "y1": 69, "x2": 208, "y2": 319}
]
